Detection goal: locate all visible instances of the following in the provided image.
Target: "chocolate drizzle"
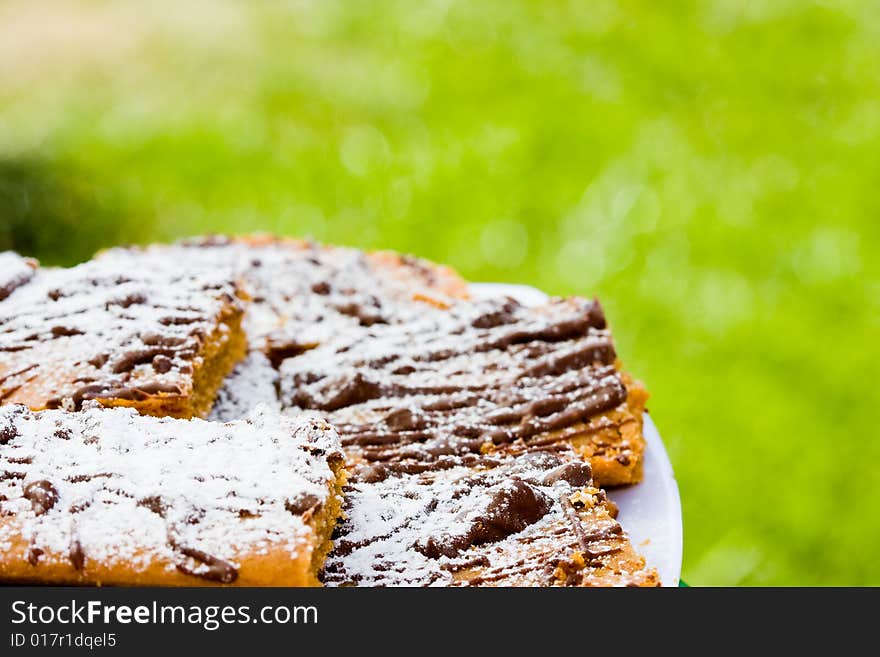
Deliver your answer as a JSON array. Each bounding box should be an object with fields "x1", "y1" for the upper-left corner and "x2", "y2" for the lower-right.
[
  {"x1": 23, "y1": 480, "x2": 58, "y2": 515},
  {"x1": 541, "y1": 462, "x2": 592, "y2": 487},
  {"x1": 0, "y1": 252, "x2": 36, "y2": 302},
  {"x1": 285, "y1": 492, "x2": 322, "y2": 516},
  {"x1": 69, "y1": 538, "x2": 85, "y2": 570},
  {"x1": 46, "y1": 382, "x2": 185, "y2": 411},
  {"x1": 168, "y1": 534, "x2": 239, "y2": 584},
  {"x1": 415, "y1": 480, "x2": 552, "y2": 558},
  {"x1": 28, "y1": 545, "x2": 44, "y2": 566},
  {"x1": 0, "y1": 418, "x2": 18, "y2": 445},
  {"x1": 138, "y1": 495, "x2": 168, "y2": 517}
]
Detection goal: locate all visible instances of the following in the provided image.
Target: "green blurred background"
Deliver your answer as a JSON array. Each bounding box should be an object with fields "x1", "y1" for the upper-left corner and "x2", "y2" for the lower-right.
[{"x1": 1, "y1": 0, "x2": 878, "y2": 585}]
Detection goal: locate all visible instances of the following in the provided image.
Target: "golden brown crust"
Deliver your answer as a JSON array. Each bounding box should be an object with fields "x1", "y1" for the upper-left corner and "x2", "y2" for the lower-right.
[
  {"x1": 568, "y1": 372, "x2": 648, "y2": 487},
  {"x1": 0, "y1": 534, "x2": 317, "y2": 587}
]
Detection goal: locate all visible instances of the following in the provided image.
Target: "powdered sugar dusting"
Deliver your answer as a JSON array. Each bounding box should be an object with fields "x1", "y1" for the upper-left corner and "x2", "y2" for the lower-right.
[
  {"x1": 208, "y1": 351, "x2": 279, "y2": 422},
  {"x1": 128, "y1": 237, "x2": 465, "y2": 354}
]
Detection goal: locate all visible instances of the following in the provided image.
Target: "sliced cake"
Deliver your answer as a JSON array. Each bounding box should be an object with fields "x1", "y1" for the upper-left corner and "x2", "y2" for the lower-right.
[
  {"x1": 322, "y1": 445, "x2": 658, "y2": 587},
  {"x1": 280, "y1": 296, "x2": 647, "y2": 486},
  {"x1": 0, "y1": 248, "x2": 246, "y2": 418},
  {"x1": 0, "y1": 404, "x2": 345, "y2": 586}
]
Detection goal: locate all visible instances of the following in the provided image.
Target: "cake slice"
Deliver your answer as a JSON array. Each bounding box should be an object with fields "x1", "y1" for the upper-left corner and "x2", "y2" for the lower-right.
[
  {"x1": 322, "y1": 445, "x2": 658, "y2": 587},
  {"x1": 0, "y1": 247, "x2": 246, "y2": 418},
  {"x1": 0, "y1": 404, "x2": 345, "y2": 586},
  {"x1": 280, "y1": 296, "x2": 647, "y2": 487}
]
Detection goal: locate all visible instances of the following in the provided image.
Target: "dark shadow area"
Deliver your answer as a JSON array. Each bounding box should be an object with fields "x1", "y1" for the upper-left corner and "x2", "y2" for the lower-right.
[{"x1": 0, "y1": 159, "x2": 148, "y2": 265}]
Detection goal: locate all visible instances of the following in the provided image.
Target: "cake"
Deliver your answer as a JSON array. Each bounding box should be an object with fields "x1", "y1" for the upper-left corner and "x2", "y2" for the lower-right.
[
  {"x1": 280, "y1": 296, "x2": 647, "y2": 486},
  {"x1": 0, "y1": 235, "x2": 661, "y2": 587},
  {"x1": 322, "y1": 445, "x2": 658, "y2": 587},
  {"x1": 0, "y1": 404, "x2": 345, "y2": 586},
  {"x1": 0, "y1": 248, "x2": 246, "y2": 418}
]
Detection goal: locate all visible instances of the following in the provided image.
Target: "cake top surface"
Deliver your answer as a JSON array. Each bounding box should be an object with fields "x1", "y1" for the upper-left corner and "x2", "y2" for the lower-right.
[
  {"x1": 280, "y1": 295, "x2": 627, "y2": 466},
  {"x1": 130, "y1": 236, "x2": 467, "y2": 357},
  {"x1": 0, "y1": 248, "x2": 243, "y2": 409},
  {"x1": 0, "y1": 404, "x2": 342, "y2": 582},
  {"x1": 323, "y1": 446, "x2": 649, "y2": 587}
]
